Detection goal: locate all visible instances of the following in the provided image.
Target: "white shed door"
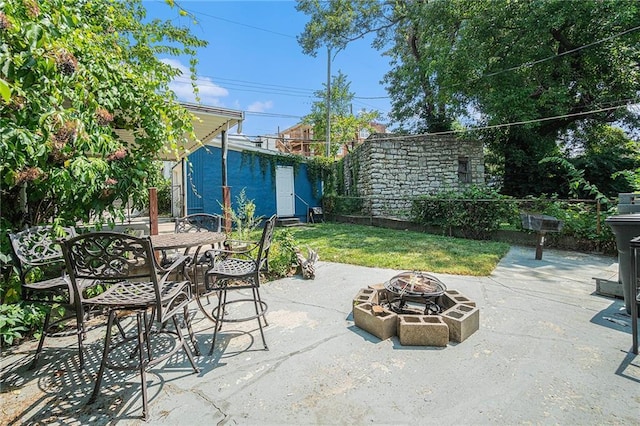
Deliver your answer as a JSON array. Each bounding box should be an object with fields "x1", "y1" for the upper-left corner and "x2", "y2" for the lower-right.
[{"x1": 276, "y1": 166, "x2": 295, "y2": 217}]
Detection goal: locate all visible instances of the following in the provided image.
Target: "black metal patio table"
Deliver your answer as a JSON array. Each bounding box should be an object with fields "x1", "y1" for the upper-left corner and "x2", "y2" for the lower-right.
[{"x1": 151, "y1": 231, "x2": 226, "y2": 322}]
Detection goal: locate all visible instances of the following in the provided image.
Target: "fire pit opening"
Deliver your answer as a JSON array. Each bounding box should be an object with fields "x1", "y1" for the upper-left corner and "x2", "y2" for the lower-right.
[{"x1": 383, "y1": 271, "x2": 447, "y2": 316}]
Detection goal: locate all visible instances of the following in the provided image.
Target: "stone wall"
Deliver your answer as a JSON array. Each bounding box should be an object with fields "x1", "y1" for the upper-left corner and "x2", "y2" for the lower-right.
[{"x1": 341, "y1": 134, "x2": 484, "y2": 216}]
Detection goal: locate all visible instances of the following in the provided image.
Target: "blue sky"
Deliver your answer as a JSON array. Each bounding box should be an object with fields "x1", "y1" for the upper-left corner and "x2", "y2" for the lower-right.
[{"x1": 145, "y1": 0, "x2": 392, "y2": 137}]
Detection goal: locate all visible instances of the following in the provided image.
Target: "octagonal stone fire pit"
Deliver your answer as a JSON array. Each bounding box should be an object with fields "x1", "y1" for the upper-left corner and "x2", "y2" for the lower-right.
[{"x1": 352, "y1": 271, "x2": 479, "y2": 346}]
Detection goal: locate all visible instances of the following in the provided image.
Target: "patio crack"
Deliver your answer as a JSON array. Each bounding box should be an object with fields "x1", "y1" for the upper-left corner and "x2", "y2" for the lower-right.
[
  {"x1": 162, "y1": 382, "x2": 229, "y2": 424},
  {"x1": 218, "y1": 332, "x2": 344, "y2": 398},
  {"x1": 268, "y1": 295, "x2": 347, "y2": 316}
]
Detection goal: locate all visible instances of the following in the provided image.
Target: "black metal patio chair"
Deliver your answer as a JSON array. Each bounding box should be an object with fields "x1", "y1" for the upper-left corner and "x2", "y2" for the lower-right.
[
  {"x1": 162, "y1": 213, "x2": 223, "y2": 266},
  {"x1": 8, "y1": 225, "x2": 82, "y2": 370},
  {"x1": 174, "y1": 213, "x2": 223, "y2": 234},
  {"x1": 203, "y1": 214, "x2": 276, "y2": 355},
  {"x1": 61, "y1": 231, "x2": 200, "y2": 420}
]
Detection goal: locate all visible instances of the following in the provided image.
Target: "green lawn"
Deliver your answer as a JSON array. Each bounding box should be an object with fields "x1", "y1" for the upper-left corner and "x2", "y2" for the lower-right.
[{"x1": 286, "y1": 222, "x2": 510, "y2": 276}]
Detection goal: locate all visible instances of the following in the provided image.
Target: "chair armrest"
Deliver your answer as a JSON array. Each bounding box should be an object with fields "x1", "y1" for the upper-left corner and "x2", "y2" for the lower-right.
[
  {"x1": 204, "y1": 239, "x2": 258, "y2": 257},
  {"x1": 224, "y1": 239, "x2": 259, "y2": 254},
  {"x1": 156, "y1": 254, "x2": 191, "y2": 282},
  {"x1": 204, "y1": 238, "x2": 256, "y2": 260},
  {"x1": 203, "y1": 248, "x2": 232, "y2": 268}
]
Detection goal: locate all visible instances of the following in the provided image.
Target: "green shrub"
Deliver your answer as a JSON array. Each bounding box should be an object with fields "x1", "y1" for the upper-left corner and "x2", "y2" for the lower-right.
[
  {"x1": 534, "y1": 199, "x2": 616, "y2": 252},
  {"x1": 411, "y1": 189, "x2": 615, "y2": 251},
  {"x1": 266, "y1": 229, "x2": 298, "y2": 279},
  {"x1": 1, "y1": 263, "x2": 21, "y2": 305},
  {"x1": 322, "y1": 195, "x2": 364, "y2": 215},
  {"x1": 411, "y1": 186, "x2": 519, "y2": 240},
  {"x1": 225, "y1": 189, "x2": 264, "y2": 241},
  {"x1": 157, "y1": 178, "x2": 172, "y2": 215},
  {"x1": 0, "y1": 303, "x2": 28, "y2": 346}
]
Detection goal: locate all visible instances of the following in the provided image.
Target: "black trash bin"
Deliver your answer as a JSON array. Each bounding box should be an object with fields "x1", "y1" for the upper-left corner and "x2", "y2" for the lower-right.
[{"x1": 605, "y1": 214, "x2": 640, "y2": 314}]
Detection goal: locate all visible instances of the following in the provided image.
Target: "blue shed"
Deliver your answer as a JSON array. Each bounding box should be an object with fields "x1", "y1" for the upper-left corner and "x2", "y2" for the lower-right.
[{"x1": 172, "y1": 134, "x2": 322, "y2": 223}]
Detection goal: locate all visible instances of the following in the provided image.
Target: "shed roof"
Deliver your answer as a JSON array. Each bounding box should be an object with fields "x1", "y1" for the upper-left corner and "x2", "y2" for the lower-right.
[{"x1": 115, "y1": 102, "x2": 244, "y2": 161}]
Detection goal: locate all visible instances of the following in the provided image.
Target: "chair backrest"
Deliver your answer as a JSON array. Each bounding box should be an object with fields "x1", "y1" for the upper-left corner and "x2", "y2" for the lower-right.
[
  {"x1": 61, "y1": 232, "x2": 166, "y2": 316},
  {"x1": 9, "y1": 225, "x2": 76, "y2": 285},
  {"x1": 256, "y1": 215, "x2": 277, "y2": 271},
  {"x1": 175, "y1": 214, "x2": 222, "y2": 233}
]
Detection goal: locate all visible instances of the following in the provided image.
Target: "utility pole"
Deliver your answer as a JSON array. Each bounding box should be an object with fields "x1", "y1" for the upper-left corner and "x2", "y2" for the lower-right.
[{"x1": 326, "y1": 46, "x2": 331, "y2": 157}]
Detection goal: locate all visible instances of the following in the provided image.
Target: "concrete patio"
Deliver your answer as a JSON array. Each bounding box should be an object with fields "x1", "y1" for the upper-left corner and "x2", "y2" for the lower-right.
[{"x1": 1, "y1": 245, "x2": 639, "y2": 425}]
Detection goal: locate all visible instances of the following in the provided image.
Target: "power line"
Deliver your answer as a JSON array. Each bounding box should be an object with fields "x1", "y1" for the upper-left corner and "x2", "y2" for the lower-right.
[
  {"x1": 245, "y1": 111, "x2": 303, "y2": 119},
  {"x1": 171, "y1": 76, "x2": 315, "y2": 98},
  {"x1": 248, "y1": 102, "x2": 638, "y2": 143},
  {"x1": 167, "y1": 0, "x2": 640, "y2": 101},
  {"x1": 173, "y1": 24, "x2": 640, "y2": 109},
  {"x1": 459, "y1": 24, "x2": 640, "y2": 85},
  {"x1": 177, "y1": 6, "x2": 297, "y2": 39},
  {"x1": 161, "y1": 4, "x2": 640, "y2": 133},
  {"x1": 401, "y1": 102, "x2": 638, "y2": 139},
  {"x1": 203, "y1": 76, "x2": 315, "y2": 94}
]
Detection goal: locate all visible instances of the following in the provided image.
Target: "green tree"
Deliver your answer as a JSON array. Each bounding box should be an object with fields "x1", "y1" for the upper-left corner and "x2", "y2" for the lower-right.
[
  {"x1": 302, "y1": 70, "x2": 380, "y2": 157},
  {"x1": 0, "y1": 0, "x2": 206, "y2": 230},
  {"x1": 296, "y1": 0, "x2": 640, "y2": 196},
  {"x1": 569, "y1": 125, "x2": 640, "y2": 198}
]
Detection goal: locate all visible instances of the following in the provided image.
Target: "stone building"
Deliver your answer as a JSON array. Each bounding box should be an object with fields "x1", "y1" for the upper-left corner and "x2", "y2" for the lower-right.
[{"x1": 340, "y1": 134, "x2": 484, "y2": 217}]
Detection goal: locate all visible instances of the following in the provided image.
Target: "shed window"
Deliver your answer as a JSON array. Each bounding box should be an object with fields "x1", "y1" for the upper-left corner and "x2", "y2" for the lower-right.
[{"x1": 458, "y1": 157, "x2": 471, "y2": 183}]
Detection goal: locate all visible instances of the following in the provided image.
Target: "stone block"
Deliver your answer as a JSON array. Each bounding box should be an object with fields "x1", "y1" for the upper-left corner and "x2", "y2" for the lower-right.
[
  {"x1": 437, "y1": 292, "x2": 457, "y2": 311},
  {"x1": 441, "y1": 304, "x2": 479, "y2": 343},
  {"x1": 397, "y1": 315, "x2": 449, "y2": 347},
  {"x1": 367, "y1": 283, "x2": 390, "y2": 304},
  {"x1": 353, "y1": 303, "x2": 397, "y2": 341},
  {"x1": 444, "y1": 289, "x2": 476, "y2": 307},
  {"x1": 353, "y1": 288, "x2": 377, "y2": 307}
]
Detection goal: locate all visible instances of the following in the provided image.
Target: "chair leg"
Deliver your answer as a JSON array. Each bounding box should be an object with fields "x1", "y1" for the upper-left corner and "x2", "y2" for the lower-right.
[
  {"x1": 114, "y1": 316, "x2": 127, "y2": 340},
  {"x1": 144, "y1": 309, "x2": 153, "y2": 363},
  {"x1": 75, "y1": 303, "x2": 86, "y2": 369},
  {"x1": 209, "y1": 290, "x2": 226, "y2": 355},
  {"x1": 218, "y1": 289, "x2": 228, "y2": 328},
  {"x1": 135, "y1": 312, "x2": 149, "y2": 421},
  {"x1": 127, "y1": 308, "x2": 154, "y2": 361},
  {"x1": 28, "y1": 309, "x2": 51, "y2": 370},
  {"x1": 252, "y1": 288, "x2": 268, "y2": 351},
  {"x1": 254, "y1": 286, "x2": 269, "y2": 327},
  {"x1": 89, "y1": 309, "x2": 117, "y2": 404},
  {"x1": 183, "y1": 305, "x2": 200, "y2": 356},
  {"x1": 172, "y1": 316, "x2": 200, "y2": 373}
]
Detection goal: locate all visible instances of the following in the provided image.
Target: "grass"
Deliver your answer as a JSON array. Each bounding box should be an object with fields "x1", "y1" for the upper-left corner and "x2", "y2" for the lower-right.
[{"x1": 286, "y1": 222, "x2": 510, "y2": 276}]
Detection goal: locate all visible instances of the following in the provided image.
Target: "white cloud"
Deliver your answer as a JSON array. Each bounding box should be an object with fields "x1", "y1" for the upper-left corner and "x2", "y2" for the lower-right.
[
  {"x1": 247, "y1": 100, "x2": 274, "y2": 113},
  {"x1": 161, "y1": 58, "x2": 228, "y2": 105}
]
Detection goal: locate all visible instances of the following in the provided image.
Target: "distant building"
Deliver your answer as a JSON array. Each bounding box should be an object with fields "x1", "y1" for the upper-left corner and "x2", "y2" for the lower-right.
[
  {"x1": 275, "y1": 122, "x2": 387, "y2": 158},
  {"x1": 252, "y1": 134, "x2": 280, "y2": 152},
  {"x1": 276, "y1": 123, "x2": 315, "y2": 157},
  {"x1": 211, "y1": 133, "x2": 260, "y2": 149}
]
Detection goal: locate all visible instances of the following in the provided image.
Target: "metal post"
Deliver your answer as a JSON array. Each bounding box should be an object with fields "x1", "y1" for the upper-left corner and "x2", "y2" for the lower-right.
[
  {"x1": 221, "y1": 129, "x2": 228, "y2": 188},
  {"x1": 630, "y1": 239, "x2": 639, "y2": 354},
  {"x1": 223, "y1": 186, "x2": 231, "y2": 233},
  {"x1": 221, "y1": 129, "x2": 232, "y2": 233},
  {"x1": 149, "y1": 187, "x2": 158, "y2": 236},
  {"x1": 326, "y1": 46, "x2": 331, "y2": 157},
  {"x1": 535, "y1": 231, "x2": 546, "y2": 260}
]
